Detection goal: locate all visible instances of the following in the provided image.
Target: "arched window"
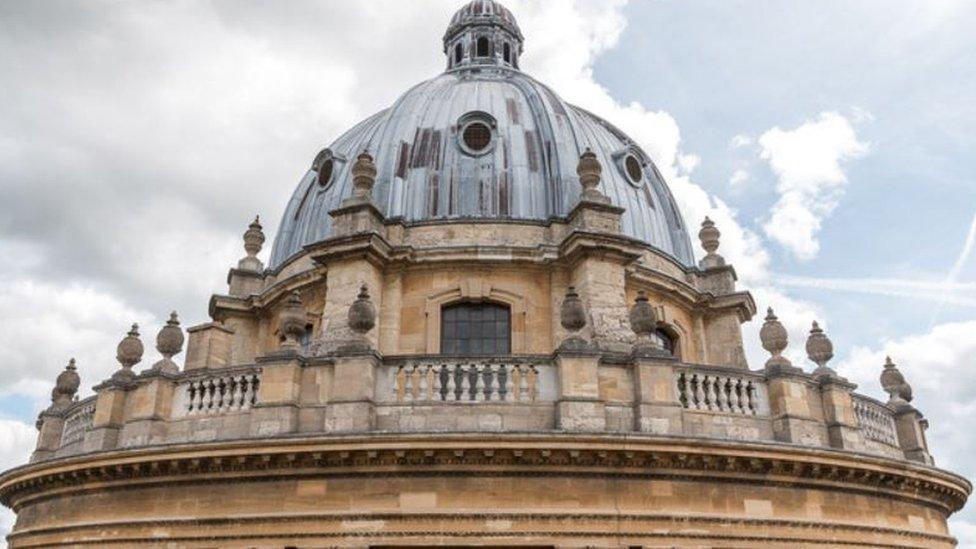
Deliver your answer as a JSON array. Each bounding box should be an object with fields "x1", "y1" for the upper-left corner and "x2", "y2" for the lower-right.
[
  {"x1": 503, "y1": 43, "x2": 511, "y2": 63},
  {"x1": 441, "y1": 303, "x2": 511, "y2": 355},
  {"x1": 454, "y1": 43, "x2": 463, "y2": 65},
  {"x1": 476, "y1": 36, "x2": 490, "y2": 58},
  {"x1": 651, "y1": 328, "x2": 678, "y2": 357}
]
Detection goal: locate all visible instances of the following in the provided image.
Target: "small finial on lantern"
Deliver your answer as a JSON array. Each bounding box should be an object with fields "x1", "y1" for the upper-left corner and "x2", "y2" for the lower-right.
[
  {"x1": 698, "y1": 216, "x2": 725, "y2": 269},
  {"x1": 238, "y1": 216, "x2": 266, "y2": 272},
  {"x1": 577, "y1": 148, "x2": 609, "y2": 204}
]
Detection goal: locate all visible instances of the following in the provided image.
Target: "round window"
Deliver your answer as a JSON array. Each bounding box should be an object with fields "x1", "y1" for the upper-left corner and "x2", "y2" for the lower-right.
[
  {"x1": 318, "y1": 158, "x2": 334, "y2": 187},
  {"x1": 624, "y1": 155, "x2": 643, "y2": 183},
  {"x1": 461, "y1": 121, "x2": 493, "y2": 154}
]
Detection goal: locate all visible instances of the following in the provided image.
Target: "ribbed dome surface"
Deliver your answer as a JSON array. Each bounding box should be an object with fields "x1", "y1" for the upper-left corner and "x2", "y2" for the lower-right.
[
  {"x1": 269, "y1": 5, "x2": 694, "y2": 270},
  {"x1": 444, "y1": 0, "x2": 523, "y2": 43}
]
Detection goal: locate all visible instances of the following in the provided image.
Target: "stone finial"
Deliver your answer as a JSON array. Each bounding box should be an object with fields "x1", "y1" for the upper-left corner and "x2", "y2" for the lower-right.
[
  {"x1": 557, "y1": 286, "x2": 591, "y2": 352},
  {"x1": 114, "y1": 324, "x2": 144, "y2": 380},
  {"x1": 279, "y1": 291, "x2": 307, "y2": 351},
  {"x1": 805, "y1": 320, "x2": 835, "y2": 377},
  {"x1": 238, "y1": 216, "x2": 265, "y2": 272},
  {"x1": 630, "y1": 291, "x2": 669, "y2": 357},
  {"x1": 348, "y1": 284, "x2": 377, "y2": 336},
  {"x1": 51, "y1": 358, "x2": 80, "y2": 409},
  {"x1": 760, "y1": 308, "x2": 791, "y2": 368},
  {"x1": 698, "y1": 217, "x2": 726, "y2": 269},
  {"x1": 351, "y1": 150, "x2": 377, "y2": 202},
  {"x1": 151, "y1": 312, "x2": 184, "y2": 374},
  {"x1": 880, "y1": 356, "x2": 913, "y2": 408},
  {"x1": 576, "y1": 148, "x2": 609, "y2": 204}
]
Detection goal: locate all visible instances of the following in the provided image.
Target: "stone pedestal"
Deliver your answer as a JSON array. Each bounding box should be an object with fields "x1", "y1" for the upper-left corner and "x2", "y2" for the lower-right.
[
  {"x1": 119, "y1": 375, "x2": 176, "y2": 448},
  {"x1": 632, "y1": 356, "x2": 683, "y2": 434},
  {"x1": 818, "y1": 376, "x2": 865, "y2": 451},
  {"x1": 555, "y1": 351, "x2": 605, "y2": 432},
  {"x1": 84, "y1": 384, "x2": 130, "y2": 453},
  {"x1": 250, "y1": 353, "x2": 304, "y2": 437},
  {"x1": 184, "y1": 322, "x2": 234, "y2": 371},
  {"x1": 894, "y1": 406, "x2": 934, "y2": 464},
  {"x1": 227, "y1": 267, "x2": 264, "y2": 297},
  {"x1": 324, "y1": 353, "x2": 379, "y2": 433},
  {"x1": 31, "y1": 411, "x2": 66, "y2": 463},
  {"x1": 765, "y1": 364, "x2": 827, "y2": 446}
]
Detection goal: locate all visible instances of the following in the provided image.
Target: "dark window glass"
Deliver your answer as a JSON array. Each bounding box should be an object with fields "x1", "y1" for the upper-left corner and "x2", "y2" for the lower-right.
[
  {"x1": 454, "y1": 43, "x2": 463, "y2": 64},
  {"x1": 462, "y1": 122, "x2": 492, "y2": 152},
  {"x1": 318, "y1": 158, "x2": 334, "y2": 187},
  {"x1": 441, "y1": 303, "x2": 511, "y2": 356},
  {"x1": 477, "y1": 36, "x2": 490, "y2": 57},
  {"x1": 651, "y1": 328, "x2": 676, "y2": 356},
  {"x1": 625, "y1": 155, "x2": 643, "y2": 182},
  {"x1": 503, "y1": 43, "x2": 511, "y2": 63}
]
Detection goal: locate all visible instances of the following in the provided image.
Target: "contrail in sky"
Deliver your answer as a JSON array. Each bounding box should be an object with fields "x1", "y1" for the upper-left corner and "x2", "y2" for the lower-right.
[{"x1": 930, "y1": 208, "x2": 976, "y2": 326}]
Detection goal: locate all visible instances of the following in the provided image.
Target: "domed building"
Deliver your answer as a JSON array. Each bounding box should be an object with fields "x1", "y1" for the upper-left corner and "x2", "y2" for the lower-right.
[{"x1": 1, "y1": 1, "x2": 969, "y2": 547}]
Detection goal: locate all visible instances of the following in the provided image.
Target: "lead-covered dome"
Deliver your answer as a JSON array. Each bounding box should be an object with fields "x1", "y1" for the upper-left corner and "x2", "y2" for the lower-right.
[{"x1": 269, "y1": 1, "x2": 694, "y2": 269}]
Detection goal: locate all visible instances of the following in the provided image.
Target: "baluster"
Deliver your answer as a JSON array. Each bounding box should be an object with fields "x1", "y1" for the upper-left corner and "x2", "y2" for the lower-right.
[
  {"x1": 701, "y1": 375, "x2": 714, "y2": 410},
  {"x1": 241, "y1": 375, "x2": 254, "y2": 410},
  {"x1": 725, "y1": 378, "x2": 739, "y2": 413},
  {"x1": 474, "y1": 364, "x2": 486, "y2": 402},
  {"x1": 715, "y1": 376, "x2": 729, "y2": 412},
  {"x1": 504, "y1": 364, "x2": 515, "y2": 401},
  {"x1": 446, "y1": 364, "x2": 457, "y2": 402},
  {"x1": 395, "y1": 365, "x2": 406, "y2": 403},
  {"x1": 189, "y1": 381, "x2": 202, "y2": 415},
  {"x1": 218, "y1": 377, "x2": 229, "y2": 412},
  {"x1": 676, "y1": 373, "x2": 688, "y2": 408},
  {"x1": 693, "y1": 374, "x2": 706, "y2": 410},
  {"x1": 417, "y1": 365, "x2": 429, "y2": 401},
  {"x1": 511, "y1": 365, "x2": 522, "y2": 402},
  {"x1": 489, "y1": 364, "x2": 501, "y2": 401},
  {"x1": 228, "y1": 376, "x2": 241, "y2": 411},
  {"x1": 745, "y1": 381, "x2": 757, "y2": 414},
  {"x1": 432, "y1": 365, "x2": 443, "y2": 401},
  {"x1": 413, "y1": 365, "x2": 425, "y2": 401},
  {"x1": 460, "y1": 365, "x2": 472, "y2": 401},
  {"x1": 404, "y1": 365, "x2": 415, "y2": 402},
  {"x1": 527, "y1": 365, "x2": 538, "y2": 402}
]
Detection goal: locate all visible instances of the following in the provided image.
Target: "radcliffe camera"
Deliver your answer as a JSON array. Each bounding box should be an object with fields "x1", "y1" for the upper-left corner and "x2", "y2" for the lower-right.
[{"x1": 0, "y1": 1, "x2": 973, "y2": 547}]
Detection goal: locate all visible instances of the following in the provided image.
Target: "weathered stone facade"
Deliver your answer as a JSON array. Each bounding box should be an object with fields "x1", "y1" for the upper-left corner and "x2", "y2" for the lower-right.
[{"x1": 1, "y1": 1, "x2": 970, "y2": 547}]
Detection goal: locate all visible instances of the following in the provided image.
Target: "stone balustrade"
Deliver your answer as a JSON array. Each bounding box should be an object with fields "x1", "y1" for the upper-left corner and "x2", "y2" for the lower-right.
[
  {"x1": 173, "y1": 368, "x2": 261, "y2": 417},
  {"x1": 853, "y1": 394, "x2": 899, "y2": 447},
  {"x1": 35, "y1": 355, "x2": 929, "y2": 465},
  {"x1": 389, "y1": 360, "x2": 541, "y2": 403},
  {"x1": 59, "y1": 397, "x2": 96, "y2": 448},
  {"x1": 674, "y1": 366, "x2": 769, "y2": 416}
]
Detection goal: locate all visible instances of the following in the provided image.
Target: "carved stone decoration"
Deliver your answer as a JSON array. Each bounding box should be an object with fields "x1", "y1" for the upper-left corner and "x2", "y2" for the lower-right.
[
  {"x1": 880, "y1": 356, "x2": 913, "y2": 407},
  {"x1": 576, "y1": 148, "x2": 610, "y2": 204},
  {"x1": 278, "y1": 291, "x2": 307, "y2": 351},
  {"x1": 760, "y1": 308, "x2": 791, "y2": 368},
  {"x1": 51, "y1": 358, "x2": 80, "y2": 409},
  {"x1": 151, "y1": 312, "x2": 184, "y2": 374},
  {"x1": 557, "y1": 286, "x2": 591, "y2": 352},
  {"x1": 114, "y1": 324, "x2": 144, "y2": 381},
  {"x1": 348, "y1": 284, "x2": 377, "y2": 335},
  {"x1": 805, "y1": 321, "x2": 835, "y2": 377},
  {"x1": 629, "y1": 291, "x2": 669, "y2": 357},
  {"x1": 698, "y1": 217, "x2": 726, "y2": 269},
  {"x1": 351, "y1": 150, "x2": 377, "y2": 202},
  {"x1": 238, "y1": 216, "x2": 265, "y2": 272}
]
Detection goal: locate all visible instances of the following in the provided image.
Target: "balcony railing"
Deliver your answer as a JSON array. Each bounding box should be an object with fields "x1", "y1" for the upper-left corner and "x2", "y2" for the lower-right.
[
  {"x1": 853, "y1": 395, "x2": 899, "y2": 447},
  {"x1": 59, "y1": 397, "x2": 96, "y2": 447},
  {"x1": 173, "y1": 367, "x2": 262, "y2": 417},
  {"x1": 675, "y1": 366, "x2": 769, "y2": 416},
  {"x1": 380, "y1": 357, "x2": 555, "y2": 404}
]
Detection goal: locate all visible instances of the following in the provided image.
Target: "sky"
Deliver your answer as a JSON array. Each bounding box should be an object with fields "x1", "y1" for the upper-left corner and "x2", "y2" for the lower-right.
[{"x1": 0, "y1": 0, "x2": 974, "y2": 545}]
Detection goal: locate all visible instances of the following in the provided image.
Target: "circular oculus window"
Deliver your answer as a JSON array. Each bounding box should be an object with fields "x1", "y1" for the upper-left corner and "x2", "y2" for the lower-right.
[
  {"x1": 460, "y1": 121, "x2": 493, "y2": 155},
  {"x1": 624, "y1": 155, "x2": 644, "y2": 184}
]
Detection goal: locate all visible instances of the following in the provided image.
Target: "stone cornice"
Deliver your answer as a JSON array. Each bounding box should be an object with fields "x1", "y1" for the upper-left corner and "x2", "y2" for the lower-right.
[{"x1": 1, "y1": 433, "x2": 968, "y2": 515}]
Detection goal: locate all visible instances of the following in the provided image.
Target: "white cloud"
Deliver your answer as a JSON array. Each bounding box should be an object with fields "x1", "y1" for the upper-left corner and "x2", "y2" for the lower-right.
[
  {"x1": 730, "y1": 134, "x2": 753, "y2": 148},
  {"x1": 729, "y1": 169, "x2": 750, "y2": 187},
  {"x1": 759, "y1": 112, "x2": 869, "y2": 260}
]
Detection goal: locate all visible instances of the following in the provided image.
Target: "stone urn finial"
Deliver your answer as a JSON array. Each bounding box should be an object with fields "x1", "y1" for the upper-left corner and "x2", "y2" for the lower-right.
[
  {"x1": 151, "y1": 311, "x2": 184, "y2": 374},
  {"x1": 51, "y1": 358, "x2": 80, "y2": 409},
  {"x1": 880, "y1": 356, "x2": 913, "y2": 408},
  {"x1": 238, "y1": 216, "x2": 265, "y2": 272},
  {"x1": 805, "y1": 320, "x2": 835, "y2": 377},
  {"x1": 557, "y1": 286, "x2": 591, "y2": 351},
  {"x1": 760, "y1": 308, "x2": 791, "y2": 368},
  {"x1": 351, "y1": 150, "x2": 378, "y2": 202},
  {"x1": 348, "y1": 284, "x2": 377, "y2": 336},
  {"x1": 629, "y1": 291, "x2": 667, "y2": 357},
  {"x1": 279, "y1": 291, "x2": 307, "y2": 351},
  {"x1": 577, "y1": 148, "x2": 609, "y2": 204},
  {"x1": 698, "y1": 216, "x2": 725, "y2": 269},
  {"x1": 114, "y1": 324, "x2": 144, "y2": 381}
]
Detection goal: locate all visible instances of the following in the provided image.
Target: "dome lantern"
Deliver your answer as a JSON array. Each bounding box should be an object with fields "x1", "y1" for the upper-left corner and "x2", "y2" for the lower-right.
[{"x1": 443, "y1": 0, "x2": 524, "y2": 70}]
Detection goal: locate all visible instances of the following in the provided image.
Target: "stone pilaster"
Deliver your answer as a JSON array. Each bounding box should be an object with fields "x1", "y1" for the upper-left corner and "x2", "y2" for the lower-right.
[
  {"x1": 324, "y1": 352, "x2": 380, "y2": 433},
  {"x1": 118, "y1": 374, "x2": 176, "y2": 448},
  {"x1": 31, "y1": 411, "x2": 66, "y2": 463},
  {"x1": 818, "y1": 376, "x2": 865, "y2": 451},
  {"x1": 555, "y1": 349, "x2": 605, "y2": 432},
  {"x1": 632, "y1": 355, "x2": 683, "y2": 434},
  {"x1": 894, "y1": 406, "x2": 934, "y2": 465},
  {"x1": 84, "y1": 381, "x2": 130, "y2": 452},
  {"x1": 184, "y1": 322, "x2": 234, "y2": 371},
  {"x1": 250, "y1": 352, "x2": 305, "y2": 437},
  {"x1": 765, "y1": 364, "x2": 827, "y2": 446}
]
